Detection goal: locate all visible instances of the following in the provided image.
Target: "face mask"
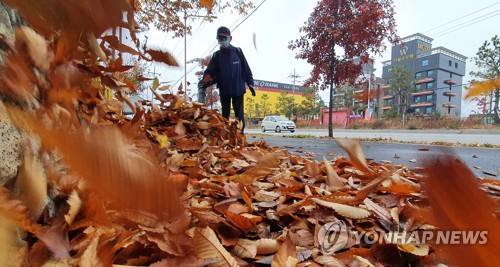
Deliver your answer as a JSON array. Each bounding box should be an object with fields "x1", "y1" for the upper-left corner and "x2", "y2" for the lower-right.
[{"x1": 218, "y1": 39, "x2": 230, "y2": 48}]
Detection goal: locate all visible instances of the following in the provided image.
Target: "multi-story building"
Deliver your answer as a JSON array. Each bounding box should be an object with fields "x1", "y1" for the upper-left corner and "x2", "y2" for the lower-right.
[{"x1": 381, "y1": 33, "x2": 467, "y2": 117}]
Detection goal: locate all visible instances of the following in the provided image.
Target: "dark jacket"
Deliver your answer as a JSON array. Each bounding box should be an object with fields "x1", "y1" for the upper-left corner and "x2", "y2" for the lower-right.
[{"x1": 203, "y1": 45, "x2": 254, "y2": 97}]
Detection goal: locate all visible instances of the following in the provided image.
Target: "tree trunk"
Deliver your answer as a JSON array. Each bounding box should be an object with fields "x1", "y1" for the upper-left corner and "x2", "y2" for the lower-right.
[
  {"x1": 328, "y1": 80, "x2": 334, "y2": 137},
  {"x1": 494, "y1": 88, "x2": 500, "y2": 125}
]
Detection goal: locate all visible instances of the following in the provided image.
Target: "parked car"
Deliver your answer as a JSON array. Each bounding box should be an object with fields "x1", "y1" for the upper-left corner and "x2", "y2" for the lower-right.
[{"x1": 261, "y1": 115, "x2": 296, "y2": 133}]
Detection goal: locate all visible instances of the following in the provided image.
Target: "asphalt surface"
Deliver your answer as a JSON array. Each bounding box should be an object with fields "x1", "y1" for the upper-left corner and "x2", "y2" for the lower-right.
[
  {"x1": 246, "y1": 128, "x2": 500, "y2": 146},
  {"x1": 246, "y1": 133, "x2": 499, "y2": 179}
]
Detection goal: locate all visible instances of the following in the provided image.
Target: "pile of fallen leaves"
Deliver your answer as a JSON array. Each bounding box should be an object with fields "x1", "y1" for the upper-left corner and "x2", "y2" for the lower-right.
[{"x1": 1, "y1": 1, "x2": 499, "y2": 266}]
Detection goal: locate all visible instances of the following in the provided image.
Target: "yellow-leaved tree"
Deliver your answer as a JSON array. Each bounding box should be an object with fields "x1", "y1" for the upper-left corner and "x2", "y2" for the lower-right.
[{"x1": 466, "y1": 35, "x2": 500, "y2": 125}]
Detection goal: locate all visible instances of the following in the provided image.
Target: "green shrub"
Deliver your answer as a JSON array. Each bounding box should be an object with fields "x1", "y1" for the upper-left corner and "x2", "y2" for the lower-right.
[{"x1": 381, "y1": 109, "x2": 399, "y2": 119}]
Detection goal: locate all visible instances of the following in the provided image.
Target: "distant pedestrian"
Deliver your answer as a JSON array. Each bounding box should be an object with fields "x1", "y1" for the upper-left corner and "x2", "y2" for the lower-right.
[{"x1": 198, "y1": 26, "x2": 255, "y2": 133}]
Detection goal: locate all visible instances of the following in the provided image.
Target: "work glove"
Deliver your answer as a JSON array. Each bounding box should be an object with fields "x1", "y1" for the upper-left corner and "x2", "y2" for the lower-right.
[
  {"x1": 198, "y1": 75, "x2": 213, "y2": 90},
  {"x1": 197, "y1": 80, "x2": 205, "y2": 90},
  {"x1": 248, "y1": 85, "x2": 256, "y2": 97}
]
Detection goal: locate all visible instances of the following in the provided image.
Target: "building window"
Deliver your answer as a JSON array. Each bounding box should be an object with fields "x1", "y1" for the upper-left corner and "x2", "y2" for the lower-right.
[
  {"x1": 426, "y1": 94, "x2": 433, "y2": 101},
  {"x1": 414, "y1": 107, "x2": 421, "y2": 114},
  {"x1": 427, "y1": 70, "x2": 433, "y2": 77},
  {"x1": 415, "y1": 72, "x2": 422, "y2": 79},
  {"x1": 415, "y1": 84, "x2": 421, "y2": 89},
  {"x1": 449, "y1": 60, "x2": 452, "y2": 66},
  {"x1": 426, "y1": 82, "x2": 433, "y2": 89},
  {"x1": 387, "y1": 67, "x2": 392, "y2": 73},
  {"x1": 422, "y1": 59, "x2": 429, "y2": 66},
  {"x1": 414, "y1": 96, "x2": 421, "y2": 102},
  {"x1": 455, "y1": 62, "x2": 458, "y2": 68},
  {"x1": 425, "y1": 107, "x2": 433, "y2": 114},
  {"x1": 386, "y1": 99, "x2": 393, "y2": 105}
]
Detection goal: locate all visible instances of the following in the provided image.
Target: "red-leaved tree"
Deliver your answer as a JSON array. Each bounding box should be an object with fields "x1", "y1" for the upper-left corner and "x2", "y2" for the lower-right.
[
  {"x1": 193, "y1": 56, "x2": 220, "y2": 108},
  {"x1": 289, "y1": 0, "x2": 398, "y2": 136}
]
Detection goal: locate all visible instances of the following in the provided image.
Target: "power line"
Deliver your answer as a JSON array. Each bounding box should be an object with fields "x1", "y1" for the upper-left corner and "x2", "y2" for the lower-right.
[
  {"x1": 432, "y1": 10, "x2": 500, "y2": 38},
  {"x1": 423, "y1": 2, "x2": 500, "y2": 34},
  {"x1": 232, "y1": 0, "x2": 268, "y2": 32},
  {"x1": 173, "y1": 0, "x2": 267, "y2": 87}
]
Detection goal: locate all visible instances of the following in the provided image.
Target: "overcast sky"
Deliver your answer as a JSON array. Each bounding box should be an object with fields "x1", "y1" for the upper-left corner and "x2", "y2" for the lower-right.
[{"x1": 146, "y1": 0, "x2": 500, "y2": 116}]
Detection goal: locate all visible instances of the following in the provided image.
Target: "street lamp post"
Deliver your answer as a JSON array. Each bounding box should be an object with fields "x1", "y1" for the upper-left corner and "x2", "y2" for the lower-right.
[{"x1": 183, "y1": 12, "x2": 216, "y2": 99}]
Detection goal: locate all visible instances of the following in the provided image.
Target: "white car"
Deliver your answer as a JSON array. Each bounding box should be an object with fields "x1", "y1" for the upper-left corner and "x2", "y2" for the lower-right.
[{"x1": 261, "y1": 115, "x2": 296, "y2": 133}]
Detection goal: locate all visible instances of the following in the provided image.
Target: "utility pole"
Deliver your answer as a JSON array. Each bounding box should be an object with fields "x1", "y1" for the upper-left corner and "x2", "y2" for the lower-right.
[
  {"x1": 367, "y1": 62, "x2": 372, "y2": 120},
  {"x1": 183, "y1": 12, "x2": 187, "y2": 99},
  {"x1": 289, "y1": 69, "x2": 301, "y2": 119},
  {"x1": 183, "y1": 12, "x2": 217, "y2": 99},
  {"x1": 147, "y1": 66, "x2": 161, "y2": 102}
]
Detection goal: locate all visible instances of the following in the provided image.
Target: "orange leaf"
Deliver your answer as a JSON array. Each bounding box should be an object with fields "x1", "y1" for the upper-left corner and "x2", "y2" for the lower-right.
[
  {"x1": 422, "y1": 154, "x2": 500, "y2": 266},
  {"x1": 6, "y1": 109, "x2": 183, "y2": 218},
  {"x1": 224, "y1": 210, "x2": 257, "y2": 232},
  {"x1": 199, "y1": 0, "x2": 215, "y2": 9},
  {"x1": 465, "y1": 79, "x2": 500, "y2": 99},
  {"x1": 145, "y1": 49, "x2": 179, "y2": 66}
]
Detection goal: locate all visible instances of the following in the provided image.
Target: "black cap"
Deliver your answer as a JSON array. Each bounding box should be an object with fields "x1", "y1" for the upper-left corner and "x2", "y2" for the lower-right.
[{"x1": 217, "y1": 26, "x2": 231, "y2": 36}]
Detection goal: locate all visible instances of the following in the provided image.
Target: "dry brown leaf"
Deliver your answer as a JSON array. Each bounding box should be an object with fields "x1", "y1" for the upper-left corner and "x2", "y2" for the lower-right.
[
  {"x1": 146, "y1": 233, "x2": 188, "y2": 256},
  {"x1": 313, "y1": 255, "x2": 345, "y2": 267},
  {"x1": 175, "y1": 119, "x2": 187, "y2": 136},
  {"x1": 352, "y1": 255, "x2": 375, "y2": 267},
  {"x1": 71, "y1": 192, "x2": 112, "y2": 230},
  {"x1": 64, "y1": 190, "x2": 81, "y2": 225},
  {"x1": 256, "y1": 239, "x2": 280, "y2": 255},
  {"x1": 238, "y1": 152, "x2": 282, "y2": 183},
  {"x1": 0, "y1": 187, "x2": 45, "y2": 236},
  {"x1": 305, "y1": 162, "x2": 322, "y2": 177},
  {"x1": 362, "y1": 198, "x2": 390, "y2": 222},
  {"x1": 356, "y1": 176, "x2": 387, "y2": 200},
  {"x1": 79, "y1": 233, "x2": 101, "y2": 266},
  {"x1": 271, "y1": 234, "x2": 298, "y2": 267},
  {"x1": 312, "y1": 198, "x2": 371, "y2": 219},
  {"x1": 168, "y1": 212, "x2": 192, "y2": 235},
  {"x1": 239, "y1": 149, "x2": 262, "y2": 162},
  {"x1": 232, "y1": 239, "x2": 257, "y2": 259},
  {"x1": 15, "y1": 26, "x2": 52, "y2": 71},
  {"x1": 86, "y1": 31, "x2": 107, "y2": 61},
  {"x1": 145, "y1": 49, "x2": 179, "y2": 66},
  {"x1": 254, "y1": 190, "x2": 280, "y2": 202},
  {"x1": 38, "y1": 224, "x2": 70, "y2": 260},
  {"x1": 100, "y1": 35, "x2": 140, "y2": 56},
  {"x1": 0, "y1": 218, "x2": 26, "y2": 266},
  {"x1": 323, "y1": 157, "x2": 344, "y2": 191},
  {"x1": 396, "y1": 243, "x2": 430, "y2": 256},
  {"x1": 19, "y1": 122, "x2": 183, "y2": 217},
  {"x1": 193, "y1": 227, "x2": 239, "y2": 267},
  {"x1": 15, "y1": 151, "x2": 48, "y2": 219},
  {"x1": 422, "y1": 154, "x2": 500, "y2": 266},
  {"x1": 335, "y1": 139, "x2": 372, "y2": 174},
  {"x1": 289, "y1": 229, "x2": 314, "y2": 247},
  {"x1": 150, "y1": 256, "x2": 217, "y2": 267}
]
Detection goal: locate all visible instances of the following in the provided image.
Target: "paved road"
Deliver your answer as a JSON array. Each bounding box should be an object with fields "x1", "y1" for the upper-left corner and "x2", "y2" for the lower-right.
[
  {"x1": 246, "y1": 133, "x2": 499, "y2": 179},
  {"x1": 246, "y1": 128, "x2": 500, "y2": 146}
]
